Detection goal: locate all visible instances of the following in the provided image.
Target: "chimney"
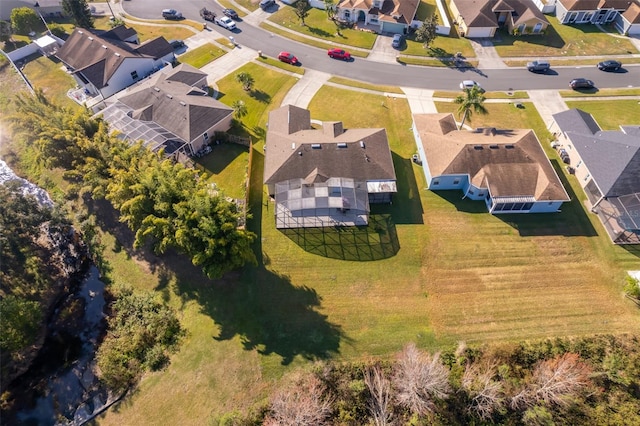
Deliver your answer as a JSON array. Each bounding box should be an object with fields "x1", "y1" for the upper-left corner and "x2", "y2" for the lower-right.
[{"x1": 323, "y1": 121, "x2": 343, "y2": 137}]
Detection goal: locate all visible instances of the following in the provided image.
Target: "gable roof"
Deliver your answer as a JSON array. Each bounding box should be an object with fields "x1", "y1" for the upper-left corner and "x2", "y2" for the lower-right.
[
  {"x1": 96, "y1": 25, "x2": 138, "y2": 42},
  {"x1": 56, "y1": 27, "x2": 172, "y2": 89},
  {"x1": 454, "y1": 0, "x2": 548, "y2": 27},
  {"x1": 337, "y1": 0, "x2": 419, "y2": 24},
  {"x1": 622, "y1": 1, "x2": 640, "y2": 23},
  {"x1": 414, "y1": 113, "x2": 569, "y2": 201},
  {"x1": 264, "y1": 105, "x2": 396, "y2": 186},
  {"x1": 553, "y1": 108, "x2": 640, "y2": 197},
  {"x1": 107, "y1": 65, "x2": 232, "y2": 144},
  {"x1": 559, "y1": 0, "x2": 633, "y2": 10}
]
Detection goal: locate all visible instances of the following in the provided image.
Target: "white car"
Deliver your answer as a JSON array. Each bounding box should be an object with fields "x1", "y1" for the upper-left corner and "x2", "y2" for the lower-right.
[
  {"x1": 459, "y1": 80, "x2": 483, "y2": 91},
  {"x1": 215, "y1": 16, "x2": 237, "y2": 31}
]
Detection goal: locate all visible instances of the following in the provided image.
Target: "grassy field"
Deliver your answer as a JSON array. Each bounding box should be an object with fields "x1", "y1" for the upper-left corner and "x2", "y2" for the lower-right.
[
  {"x1": 260, "y1": 23, "x2": 370, "y2": 57},
  {"x1": 565, "y1": 99, "x2": 640, "y2": 130},
  {"x1": 177, "y1": 43, "x2": 227, "y2": 68},
  {"x1": 401, "y1": 33, "x2": 475, "y2": 58},
  {"x1": 433, "y1": 91, "x2": 530, "y2": 99},
  {"x1": 196, "y1": 143, "x2": 250, "y2": 199},
  {"x1": 493, "y1": 16, "x2": 638, "y2": 57},
  {"x1": 560, "y1": 88, "x2": 640, "y2": 97},
  {"x1": 256, "y1": 55, "x2": 305, "y2": 74},
  {"x1": 21, "y1": 54, "x2": 78, "y2": 109},
  {"x1": 328, "y1": 76, "x2": 404, "y2": 94},
  {"x1": 267, "y1": 6, "x2": 378, "y2": 49}
]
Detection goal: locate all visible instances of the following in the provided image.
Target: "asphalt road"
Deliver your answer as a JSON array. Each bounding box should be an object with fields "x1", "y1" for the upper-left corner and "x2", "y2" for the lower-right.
[{"x1": 123, "y1": 0, "x2": 640, "y2": 91}]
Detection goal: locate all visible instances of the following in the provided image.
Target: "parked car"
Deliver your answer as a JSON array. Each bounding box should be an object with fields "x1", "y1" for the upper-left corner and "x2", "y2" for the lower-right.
[
  {"x1": 278, "y1": 51, "x2": 299, "y2": 65},
  {"x1": 169, "y1": 39, "x2": 185, "y2": 50},
  {"x1": 162, "y1": 9, "x2": 182, "y2": 20},
  {"x1": 260, "y1": 0, "x2": 276, "y2": 10},
  {"x1": 327, "y1": 48, "x2": 351, "y2": 60},
  {"x1": 459, "y1": 80, "x2": 484, "y2": 92},
  {"x1": 597, "y1": 60, "x2": 622, "y2": 72},
  {"x1": 569, "y1": 78, "x2": 595, "y2": 90},
  {"x1": 527, "y1": 60, "x2": 550, "y2": 73},
  {"x1": 223, "y1": 8, "x2": 239, "y2": 19},
  {"x1": 214, "y1": 16, "x2": 237, "y2": 31},
  {"x1": 391, "y1": 34, "x2": 402, "y2": 48},
  {"x1": 199, "y1": 8, "x2": 216, "y2": 22}
]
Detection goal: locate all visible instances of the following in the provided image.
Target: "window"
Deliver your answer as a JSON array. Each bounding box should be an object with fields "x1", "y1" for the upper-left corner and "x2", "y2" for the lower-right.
[
  {"x1": 453, "y1": 179, "x2": 460, "y2": 185},
  {"x1": 478, "y1": 192, "x2": 484, "y2": 197},
  {"x1": 468, "y1": 189, "x2": 474, "y2": 195},
  {"x1": 584, "y1": 173, "x2": 590, "y2": 182},
  {"x1": 203, "y1": 132, "x2": 209, "y2": 141},
  {"x1": 131, "y1": 70, "x2": 139, "y2": 80},
  {"x1": 523, "y1": 203, "x2": 533, "y2": 210},
  {"x1": 576, "y1": 160, "x2": 582, "y2": 168},
  {"x1": 432, "y1": 179, "x2": 440, "y2": 186}
]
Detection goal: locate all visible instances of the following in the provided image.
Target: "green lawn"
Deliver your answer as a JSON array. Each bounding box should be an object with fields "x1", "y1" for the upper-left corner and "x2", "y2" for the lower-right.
[
  {"x1": 493, "y1": 16, "x2": 639, "y2": 57},
  {"x1": 177, "y1": 43, "x2": 226, "y2": 68},
  {"x1": 415, "y1": 0, "x2": 442, "y2": 22},
  {"x1": 564, "y1": 99, "x2": 640, "y2": 130},
  {"x1": 401, "y1": 33, "x2": 475, "y2": 58},
  {"x1": 267, "y1": 6, "x2": 378, "y2": 49},
  {"x1": 196, "y1": 143, "x2": 250, "y2": 199},
  {"x1": 256, "y1": 55, "x2": 305, "y2": 74},
  {"x1": 560, "y1": 88, "x2": 640, "y2": 97},
  {"x1": 328, "y1": 76, "x2": 404, "y2": 94},
  {"x1": 21, "y1": 54, "x2": 78, "y2": 110}
]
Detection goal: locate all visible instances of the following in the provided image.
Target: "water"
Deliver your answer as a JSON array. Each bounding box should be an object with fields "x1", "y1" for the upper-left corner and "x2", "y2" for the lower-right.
[{"x1": 0, "y1": 159, "x2": 53, "y2": 208}]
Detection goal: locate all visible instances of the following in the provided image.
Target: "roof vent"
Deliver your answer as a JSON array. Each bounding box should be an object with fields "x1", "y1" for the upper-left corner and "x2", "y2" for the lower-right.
[
  {"x1": 489, "y1": 144, "x2": 499, "y2": 149},
  {"x1": 505, "y1": 144, "x2": 515, "y2": 149},
  {"x1": 474, "y1": 145, "x2": 483, "y2": 150},
  {"x1": 78, "y1": 30, "x2": 83, "y2": 34},
  {"x1": 298, "y1": 151, "x2": 302, "y2": 156},
  {"x1": 291, "y1": 143, "x2": 295, "y2": 150},
  {"x1": 114, "y1": 52, "x2": 120, "y2": 57},
  {"x1": 311, "y1": 144, "x2": 321, "y2": 149},
  {"x1": 88, "y1": 36, "x2": 93, "y2": 41},
  {"x1": 154, "y1": 87, "x2": 160, "y2": 92},
  {"x1": 179, "y1": 101, "x2": 186, "y2": 106},
  {"x1": 166, "y1": 94, "x2": 173, "y2": 99},
  {"x1": 102, "y1": 45, "x2": 107, "y2": 49},
  {"x1": 359, "y1": 141, "x2": 365, "y2": 148},
  {"x1": 337, "y1": 143, "x2": 347, "y2": 148}
]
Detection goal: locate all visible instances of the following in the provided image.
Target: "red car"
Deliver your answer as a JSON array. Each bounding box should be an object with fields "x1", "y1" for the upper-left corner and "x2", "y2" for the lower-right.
[
  {"x1": 327, "y1": 48, "x2": 351, "y2": 60},
  {"x1": 278, "y1": 51, "x2": 299, "y2": 65}
]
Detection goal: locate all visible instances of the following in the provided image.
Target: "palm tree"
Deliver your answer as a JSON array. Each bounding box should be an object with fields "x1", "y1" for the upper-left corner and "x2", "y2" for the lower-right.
[
  {"x1": 235, "y1": 72, "x2": 254, "y2": 92},
  {"x1": 232, "y1": 100, "x2": 247, "y2": 119},
  {"x1": 453, "y1": 86, "x2": 487, "y2": 130}
]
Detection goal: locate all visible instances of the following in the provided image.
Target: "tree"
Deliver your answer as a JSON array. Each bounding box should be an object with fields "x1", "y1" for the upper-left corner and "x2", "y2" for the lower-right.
[
  {"x1": 62, "y1": 0, "x2": 95, "y2": 29},
  {"x1": 232, "y1": 100, "x2": 247, "y2": 119},
  {"x1": 10, "y1": 7, "x2": 41, "y2": 35},
  {"x1": 461, "y1": 360, "x2": 505, "y2": 421},
  {"x1": 235, "y1": 72, "x2": 254, "y2": 92},
  {"x1": 623, "y1": 275, "x2": 640, "y2": 299},
  {"x1": 265, "y1": 372, "x2": 333, "y2": 425},
  {"x1": 453, "y1": 85, "x2": 487, "y2": 130},
  {"x1": 295, "y1": 0, "x2": 311, "y2": 26},
  {"x1": 364, "y1": 364, "x2": 393, "y2": 426},
  {"x1": 0, "y1": 20, "x2": 12, "y2": 45},
  {"x1": 0, "y1": 295, "x2": 42, "y2": 352},
  {"x1": 47, "y1": 22, "x2": 67, "y2": 39},
  {"x1": 324, "y1": 0, "x2": 335, "y2": 20},
  {"x1": 511, "y1": 353, "x2": 592, "y2": 409},
  {"x1": 415, "y1": 14, "x2": 438, "y2": 49},
  {"x1": 392, "y1": 343, "x2": 451, "y2": 416}
]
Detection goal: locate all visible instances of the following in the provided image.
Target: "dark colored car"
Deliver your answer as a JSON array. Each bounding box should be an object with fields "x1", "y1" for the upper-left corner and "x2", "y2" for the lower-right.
[
  {"x1": 260, "y1": 0, "x2": 276, "y2": 10},
  {"x1": 223, "y1": 8, "x2": 239, "y2": 19},
  {"x1": 278, "y1": 51, "x2": 299, "y2": 65},
  {"x1": 569, "y1": 78, "x2": 595, "y2": 90},
  {"x1": 327, "y1": 48, "x2": 351, "y2": 60},
  {"x1": 169, "y1": 39, "x2": 185, "y2": 50},
  {"x1": 526, "y1": 60, "x2": 550, "y2": 73},
  {"x1": 597, "y1": 60, "x2": 622, "y2": 72},
  {"x1": 162, "y1": 9, "x2": 182, "y2": 20}
]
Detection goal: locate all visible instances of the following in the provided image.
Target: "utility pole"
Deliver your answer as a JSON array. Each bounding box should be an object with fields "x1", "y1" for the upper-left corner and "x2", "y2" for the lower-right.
[{"x1": 33, "y1": 2, "x2": 51, "y2": 33}]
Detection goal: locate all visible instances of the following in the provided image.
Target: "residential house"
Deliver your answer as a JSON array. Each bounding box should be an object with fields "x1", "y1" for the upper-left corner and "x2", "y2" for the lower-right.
[
  {"x1": 555, "y1": 0, "x2": 634, "y2": 25},
  {"x1": 450, "y1": 0, "x2": 550, "y2": 37},
  {"x1": 99, "y1": 63, "x2": 233, "y2": 157},
  {"x1": 614, "y1": 1, "x2": 640, "y2": 34},
  {"x1": 264, "y1": 105, "x2": 397, "y2": 228},
  {"x1": 1, "y1": 0, "x2": 62, "y2": 20},
  {"x1": 336, "y1": 0, "x2": 420, "y2": 34},
  {"x1": 412, "y1": 113, "x2": 570, "y2": 213},
  {"x1": 56, "y1": 27, "x2": 174, "y2": 101},
  {"x1": 551, "y1": 109, "x2": 640, "y2": 244}
]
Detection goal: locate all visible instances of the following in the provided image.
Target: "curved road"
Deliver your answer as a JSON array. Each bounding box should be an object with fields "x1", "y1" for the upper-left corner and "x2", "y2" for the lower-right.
[{"x1": 122, "y1": 0, "x2": 639, "y2": 91}]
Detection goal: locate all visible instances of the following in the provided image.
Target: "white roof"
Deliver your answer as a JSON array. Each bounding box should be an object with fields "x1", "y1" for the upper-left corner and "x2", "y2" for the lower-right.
[{"x1": 35, "y1": 35, "x2": 57, "y2": 48}]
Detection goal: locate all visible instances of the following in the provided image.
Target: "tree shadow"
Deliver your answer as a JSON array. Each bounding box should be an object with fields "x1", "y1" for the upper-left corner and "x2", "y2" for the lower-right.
[
  {"x1": 280, "y1": 214, "x2": 400, "y2": 260},
  {"x1": 492, "y1": 25, "x2": 565, "y2": 49},
  {"x1": 307, "y1": 26, "x2": 335, "y2": 38},
  {"x1": 195, "y1": 142, "x2": 247, "y2": 175},
  {"x1": 249, "y1": 89, "x2": 271, "y2": 103}
]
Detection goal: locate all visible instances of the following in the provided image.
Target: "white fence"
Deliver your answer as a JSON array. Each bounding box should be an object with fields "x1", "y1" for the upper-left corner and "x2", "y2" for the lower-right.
[{"x1": 410, "y1": 0, "x2": 452, "y2": 35}]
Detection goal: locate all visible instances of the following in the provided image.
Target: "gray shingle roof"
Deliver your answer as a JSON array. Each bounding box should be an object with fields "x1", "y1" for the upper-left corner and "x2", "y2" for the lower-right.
[
  {"x1": 553, "y1": 108, "x2": 640, "y2": 197},
  {"x1": 264, "y1": 105, "x2": 396, "y2": 186}
]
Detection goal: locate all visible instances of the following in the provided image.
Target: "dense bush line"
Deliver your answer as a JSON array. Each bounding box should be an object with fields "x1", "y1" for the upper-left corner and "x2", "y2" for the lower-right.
[
  {"x1": 9, "y1": 91, "x2": 256, "y2": 279},
  {"x1": 217, "y1": 334, "x2": 640, "y2": 425}
]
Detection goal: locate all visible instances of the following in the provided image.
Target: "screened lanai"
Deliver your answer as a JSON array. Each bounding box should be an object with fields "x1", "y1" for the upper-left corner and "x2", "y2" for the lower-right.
[
  {"x1": 275, "y1": 177, "x2": 370, "y2": 228},
  {"x1": 594, "y1": 193, "x2": 640, "y2": 244}
]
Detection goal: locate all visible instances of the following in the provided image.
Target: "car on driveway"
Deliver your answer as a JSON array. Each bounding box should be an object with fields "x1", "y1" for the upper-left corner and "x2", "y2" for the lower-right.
[
  {"x1": 260, "y1": 0, "x2": 276, "y2": 10},
  {"x1": 391, "y1": 34, "x2": 402, "y2": 48},
  {"x1": 327, "y1": 48, "x2": 351, "y2": 60},
  {"x1": 162, "y1": 9, "x2": 182, "y2": 20},
  {"x1": 459, "y1": 80, "x2": 484, "y2": 92},
  {"x1": 278, "y1": 51, "x2": 299, "y2": 65},
  {"x1": 215, "y1": 16, "x2": 237, "y2": 30},
  {"x1": 223, "y1": 8, "x2": 239, "y2": 19},
  {"x1": 597, "y1": 60, "x2": 622, "y2": 72},
  {"x1": 527, "y1": 60, "x2": 550, "y2": 73},
  {"x1": 169, "y1": 39, "x2": 185, "y2": 50},
  {"x1": 569, "y1": 78, "x2": 595, "y2": 90}
]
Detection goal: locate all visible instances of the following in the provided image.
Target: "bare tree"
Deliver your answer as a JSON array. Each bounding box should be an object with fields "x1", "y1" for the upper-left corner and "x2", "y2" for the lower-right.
[
  {"x1": 461, "y1": 360, "x2": 505, "y2": 421},
  {"x1": 364, "y1": 364, "x2": 393, "y2": 426},
  {"x1": 265, "y1": 371, "x2": 333, "y2": 426},
  {"x1": 392, "y1": 343, "x2": 451, "y2": 416},
  {"x1": 511, "y1": 353, "x2": 592, "y2": 409}
]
